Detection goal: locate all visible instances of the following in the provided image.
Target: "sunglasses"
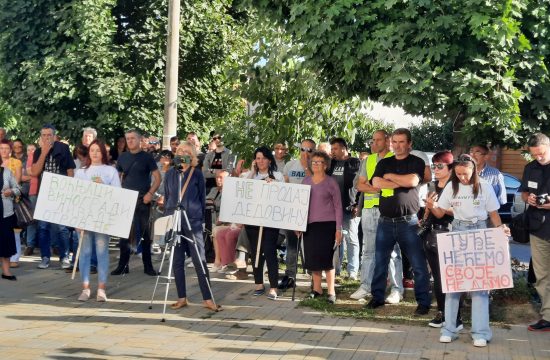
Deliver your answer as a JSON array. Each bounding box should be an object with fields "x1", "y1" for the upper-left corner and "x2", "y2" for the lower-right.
[
  {"x1": 431, "y1": 163, "x2": 448, "y2": 170},
  {"x1": 300, "y1": 147, "x2": 314, "y2": 153},
  {"x1": 212, "y1": 136, "x2": 222, "y2": 140}
]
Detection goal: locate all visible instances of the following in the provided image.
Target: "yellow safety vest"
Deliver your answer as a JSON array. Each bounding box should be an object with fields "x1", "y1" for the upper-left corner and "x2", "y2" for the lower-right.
[{"x1": 364, "y1": 152, "x2": 394, "y2": 208}]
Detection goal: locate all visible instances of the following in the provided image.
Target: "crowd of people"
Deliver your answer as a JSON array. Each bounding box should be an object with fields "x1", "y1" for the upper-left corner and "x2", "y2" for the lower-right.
[{"x1": 0, "y1": 125, "x2": 549, "y2": 346}]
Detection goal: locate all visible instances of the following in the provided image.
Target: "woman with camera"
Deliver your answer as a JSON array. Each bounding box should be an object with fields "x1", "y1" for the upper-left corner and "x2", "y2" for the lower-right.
[
  {"x1": 243, "y1": 146, "x2": 284, "y2": 300},
  {"x1": 430, "y1": 154, "x2": 509, "y2": 347},
  {"x1": 163, "y1": 141, "x2": 219, "y2": 311},
  {"x1": 422, "y1": 151, "x2": 463, "y2": 329}
]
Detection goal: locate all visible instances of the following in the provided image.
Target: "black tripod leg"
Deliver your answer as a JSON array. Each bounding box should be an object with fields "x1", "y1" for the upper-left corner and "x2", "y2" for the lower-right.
[{"x1": 292, "y1": 233, "x2": 302, "y2": 302}]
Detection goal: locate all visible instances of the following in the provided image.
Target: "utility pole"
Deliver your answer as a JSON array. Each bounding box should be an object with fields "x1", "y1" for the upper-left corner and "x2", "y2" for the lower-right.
[{"x1": 162, "y1": 0, "x2": 181, "y2": 150}]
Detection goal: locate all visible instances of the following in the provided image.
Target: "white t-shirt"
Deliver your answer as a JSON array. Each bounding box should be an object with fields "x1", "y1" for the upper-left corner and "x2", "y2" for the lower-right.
[
  {"x1": 438, "y1": 180, "x2": 499, "y2": 222},
  {"x1": 241, "y1": 170, "x2": 284, "y2": 182},
  {"x1": 411, "y1": 150, "x2": 430, "y2": 203},
  {"x1": 75, "y1": 165, "x2": 121, "y2": 188},
  {"x1": 283, "y1": 159, "x2": 306, "y2": 184}
]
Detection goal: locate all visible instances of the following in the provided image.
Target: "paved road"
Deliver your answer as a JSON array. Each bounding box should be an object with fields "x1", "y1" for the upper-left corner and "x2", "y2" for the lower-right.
[{"x1": 0, "y1": 250, "x2": 548, "y2": 360}]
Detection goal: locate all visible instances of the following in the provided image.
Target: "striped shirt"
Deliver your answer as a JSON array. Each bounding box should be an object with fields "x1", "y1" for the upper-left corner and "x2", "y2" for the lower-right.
[{"x1": 478, "y1": 165, "x2": 507, "y2": 205}]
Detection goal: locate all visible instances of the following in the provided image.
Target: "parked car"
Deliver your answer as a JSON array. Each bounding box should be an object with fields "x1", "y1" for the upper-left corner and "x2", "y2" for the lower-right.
[{"x1": 499, "y1": 173, "x2": 522, "y2": 222}]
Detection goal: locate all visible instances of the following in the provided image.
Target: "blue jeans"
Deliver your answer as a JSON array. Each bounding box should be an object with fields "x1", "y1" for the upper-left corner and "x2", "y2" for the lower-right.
[
  {"x1": 79, "y1": 231, "x2": 110, "y2": 285},
  {"x1": 71, "y1": 231, "x2": 97, "y2": 267},
  {"x1": 441, "y1": 220, "x2": 492, "y2": 341},
  {"x1": 38, "y1": 221, "x2": 69, "y2": 260},
  {"x1": 359, "y1": 207, "x2": 402, "y2": 293},
  {"x1": 371, "y1": 215, "x2": 430, "y2": 307},
  {"x1": 336, "y1": 212, "x2": 361, "y2": 276}
]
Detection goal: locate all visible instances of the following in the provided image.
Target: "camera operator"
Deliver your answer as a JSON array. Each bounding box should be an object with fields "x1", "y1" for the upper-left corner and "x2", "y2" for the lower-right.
[
  {"x1": 520, "y1": 133, "x2": 550, "y2": 332},
  {"x1": 163, "y1": 141, "x2": 219, "y2": 312}
]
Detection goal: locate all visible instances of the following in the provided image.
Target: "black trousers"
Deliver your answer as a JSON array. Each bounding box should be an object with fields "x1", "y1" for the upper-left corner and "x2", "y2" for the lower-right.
[
  {"x1": 117, "y1": 200, "x2": 153, "y2": 270},
  {"x1": 246, "y1": 225, "x2": 279, "y2": 288}
]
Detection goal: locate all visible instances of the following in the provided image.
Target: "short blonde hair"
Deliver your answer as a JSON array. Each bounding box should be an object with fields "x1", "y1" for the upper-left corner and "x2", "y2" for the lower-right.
[{"x1": 175, "y1": 141, "x2": 199, "y2": 167}]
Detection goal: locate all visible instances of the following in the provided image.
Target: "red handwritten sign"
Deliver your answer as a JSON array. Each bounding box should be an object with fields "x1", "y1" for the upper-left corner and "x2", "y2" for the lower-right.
[{"x1": 437, "y1": 228, "x2": 513, "y2": 293}]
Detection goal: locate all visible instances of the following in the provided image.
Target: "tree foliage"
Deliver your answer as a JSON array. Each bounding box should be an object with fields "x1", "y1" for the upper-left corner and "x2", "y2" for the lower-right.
[
  {"x1": 0, "y1": 0, "x2": 249, "y2": 143},
  {"x1": 409, "y1": 119, "x2": 453, "y2": 152},
  {"x1": 249, "y1": 0, "x2": 550, "y2": 147}
]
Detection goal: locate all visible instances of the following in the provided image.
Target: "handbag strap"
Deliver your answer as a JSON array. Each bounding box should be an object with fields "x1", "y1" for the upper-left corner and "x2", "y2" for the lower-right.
[{"x1": 178, "y1": 167, "x2": 195, "y2": 203}]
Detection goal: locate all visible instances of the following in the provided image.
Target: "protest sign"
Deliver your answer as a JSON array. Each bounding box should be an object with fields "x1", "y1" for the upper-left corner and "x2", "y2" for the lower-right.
[
  {"x1": 437, "y1": 228, "x2": 513, "y2": 293},
  {"x1": 218, "y1": 177, "x2": 311, "y2": 231},
  {"x1": 34, "y1": 172, "x2": 138, "y2": 238}
]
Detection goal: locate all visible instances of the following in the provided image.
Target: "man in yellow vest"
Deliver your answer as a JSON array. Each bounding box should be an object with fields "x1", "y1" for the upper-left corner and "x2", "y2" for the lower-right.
[{"x1": 350, "y1": 130, "x2": 403, "y2": 302}]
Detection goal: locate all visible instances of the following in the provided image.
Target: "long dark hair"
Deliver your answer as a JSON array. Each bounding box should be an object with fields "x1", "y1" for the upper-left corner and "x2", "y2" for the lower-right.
[
  {"x1": 450, "y1": 154, "x2": 481, "y2": 198},
  {"x1": 84, "y1": 140, "x2": 110, "y2": 168},
  {"x1": 253, "y1": 146, "x2": 277, "y2": 179}
]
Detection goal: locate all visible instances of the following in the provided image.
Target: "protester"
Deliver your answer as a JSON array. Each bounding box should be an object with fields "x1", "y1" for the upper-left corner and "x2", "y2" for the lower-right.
[
  {"x1": 279, "y1": 139, "x2": 315, "y2": 290},
  {"x1": 366, "y1": 128, "x2": 431, "y2": 316},
  {"x1": 244, "y1": 146, "x2": 284, "y2": 300},
  {"x1": 112, "y1": 129, "x2": 161, "y2": 276},
  {"x1": 0, "y1": 139, "x2": 23, "y2": 268},
  {"x1": 163, "y1": 141, "x2": 219, "y2": 311},
  {"x1": 519, "y1": 133, "x2": 550, "y2": 332},
  {"x1": 469, "y1": 144, "x2": 507, "y2": 205},
  {"x1": 431, "y1": 154, "x2": 508, "y2": 347},
  {"x1": 301, "y1": 151, "x2": 343, "y2": 303},
  {"x1": 23, "y1": 144, "x2": 38, "y2": 256},
  {"x1": 273, "y1": 143, "x2": 287, "y2": 171},
  {"x1": 31, "y1": 124, "x2": 76, "y2": 270},
  {"x1": 109, "y1": 135, "x2": 127, "y2": 163},
  {"x1": 0, "y1": 164, "x2": 20, "y2": 280},
  {"x1": 422, "y1": 151, "x2": 462, "y2": 329},
  {"x1": 0, "y1": 127, "x2": 6, "y2": 141},
  {"x1": 81, "y1": 127, "x2": 97, "y2": 148},
  {"x1": 169, "y1": 136, "x2": 180, "y2": 155},
  {"x1": 317, "y1": 142, "x2": 331, "y2": 156},
  {"x1": 202, "y1": 133, "x2": 236, "y2": 194},
  {"x1": 186, "y1": 132, "x2": 205, "y2": 168},
  {"x1": 74, "y1": 140, "x2": 120, "y2": 301},
  {"x1": 329, "y1": 137, "x2": 361, "y2": 280},
  {"x1": 350, "y1": 130, "x2": 402, "y2": 302}
]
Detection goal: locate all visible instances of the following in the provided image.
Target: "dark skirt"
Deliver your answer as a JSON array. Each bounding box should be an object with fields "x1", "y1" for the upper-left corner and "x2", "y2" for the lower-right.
[
  {"x1": 303, "y1": 221, "x2": 336, "y2": 271},
  {"x1": 0, "y1": 214, "x2": 16, "y2": 258}
]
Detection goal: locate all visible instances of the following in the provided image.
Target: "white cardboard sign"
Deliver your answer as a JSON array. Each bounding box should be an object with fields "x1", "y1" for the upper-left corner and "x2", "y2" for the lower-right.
[
  {"x1": 34, "y1": 172, "x2": 138, "y2": 238},
  {"x1": 437, "y1": 228, "x2": 513, "y2": 293},
  {"x1": 218, "y1": 177, "x2": 311, "y2": 231}
]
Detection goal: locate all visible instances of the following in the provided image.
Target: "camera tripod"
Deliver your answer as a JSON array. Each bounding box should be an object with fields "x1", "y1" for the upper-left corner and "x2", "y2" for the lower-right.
[{"x1": 148, "y1": 204, "x2": 217, "y2": 322}]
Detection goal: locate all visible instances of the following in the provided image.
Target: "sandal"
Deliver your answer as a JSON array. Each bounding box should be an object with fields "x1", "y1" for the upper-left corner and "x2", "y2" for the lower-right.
[
  {"x1": 203, "y1": 301, "x2": 222, "y2": 312},
  {"x1": 170, "y1": 299, "x2": 188, "y2": 310}
]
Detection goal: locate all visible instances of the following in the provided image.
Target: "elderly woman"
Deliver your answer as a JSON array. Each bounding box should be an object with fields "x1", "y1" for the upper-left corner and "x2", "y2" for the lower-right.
[
  {"x1": 0, "y1": 161, "x2": 20, "y2": 280},
  {"x1": 431, "y1": 154, "x2": 509, "y2": 347},
  {"x1": 243, "y1": 146, "x2": 284, "y2": 300},
  {"x1": 300, "y1": 151, "x2": 343, "y2": 303},
  {"x1": 74, "y1": 140, "x2": 121, "y2": 301},
  {"x1": 164, "y1": 141, "x2": 219, "y2": 311}
]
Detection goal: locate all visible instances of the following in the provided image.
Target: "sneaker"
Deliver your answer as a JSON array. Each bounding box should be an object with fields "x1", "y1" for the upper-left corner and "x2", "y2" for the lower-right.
[
  {"x1": 327, "y1": 294, "x2": 336, "y2": 304},
  {"x1": 439, "y1": 335, "x2": 452, "y2": 343},
  {"x1": 456, "y1": 318, "x2": 464, "y2": 331},
  {"x1": 385, "y1": 289, "x2": 403, "y2": 304},
  {"x1": 38, "y1": 257, "x2": 50, "y2": 269},
  {"x1": 414, "y1": 304, "x2": 430, "y2": 316},
  {"x1": 96, "y1": 289, "x2": 107, "y2": 302},
  {"x1": 473, "y1": 338, "x2": 487, "y2": 347},
  {"x1": 350, "y1": 287, "x2": 370, "y2": 300},
  {"x1": 309, "y1": 291, "x2": 323, "y2": 299},
  {"x1": 348, "y1": 273, "x2": 358, "y2": 281},
  {"x1": 61, "y1": 257, "x2": 71, "y2": 269},
  {"x1": 151, "y1": 244, "x2": 161, "y2": 255},
  {"x1": 365, "y1": 299, "x2": 385, "y2": 309},
  {"x1": 267, "y1": 292, "x2": 278, "y2": 300},
  {"x1": 403, "y1": 278, "x2": 415, "y2": 290},
  {"x1": 429, "y1": 311, "x2": 444, "y2": 328},
  {"x1": 217, "y1": 265, "x2": 228, "y2": 273},
  {"x1": 78, "y1": 289, "x2": 91, "y2": 301},
  {"x1": 528, "y1": 319, "x2": 550, "y2": 332}
]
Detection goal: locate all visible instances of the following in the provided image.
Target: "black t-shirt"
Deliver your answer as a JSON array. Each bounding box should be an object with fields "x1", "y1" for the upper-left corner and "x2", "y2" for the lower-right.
[
  {"x1": 116, "y1": 151, "x2": 158, "y2": 196},
  {"x1": 372, "y1": 154, "x2": 425, "y2": 218},
  {"x1": 519, "y1": 160, "x2": 550, "y2": 240},
  {"x1": 33, "y1": 142, "x2": 76, "y2": 190},
  {"x1": 330, "y1": 157, "x2": 360, "y2": 211}
]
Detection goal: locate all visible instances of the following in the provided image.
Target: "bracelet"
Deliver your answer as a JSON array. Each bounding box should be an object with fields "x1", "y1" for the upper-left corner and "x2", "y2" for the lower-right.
[{"x1": 147, "y1": 191, "x2": 154, "y2": 196}]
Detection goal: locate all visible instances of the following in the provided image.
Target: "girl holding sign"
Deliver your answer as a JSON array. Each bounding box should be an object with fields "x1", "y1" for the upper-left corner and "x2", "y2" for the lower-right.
[
  {"x1": 244, "y1": 146, "x2": 284, "y2": 300},
  {"x1": 74, "y1": 140, "x2": 121, "y2": 301},
  {"x1": 430, "y1": 154, "x2": 509, "y2": 347}
]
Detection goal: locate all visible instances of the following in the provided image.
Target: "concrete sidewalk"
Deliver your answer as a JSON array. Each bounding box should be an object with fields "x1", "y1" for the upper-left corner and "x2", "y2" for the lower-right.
[{"x1": 0, "y1": 251, "x2": 548, "y2": 360}]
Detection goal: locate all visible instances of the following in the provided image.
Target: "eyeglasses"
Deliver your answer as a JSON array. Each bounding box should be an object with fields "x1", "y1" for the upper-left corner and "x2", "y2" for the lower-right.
[
  {"x1": 311, "y1": 160, "x2": 325, "y2": 165},
  {"x1": 469, "y1": 150, "x2": 487, "y2": 156},
  {"x1": 430, "y1": 163, "x2": 447, "y2": 170},
  {"x1": 454, "y1": 154, "x2": 475, "y2": 164},
  {"x1": 300, "y1": 147, "x2": 314, "y2": 153}
]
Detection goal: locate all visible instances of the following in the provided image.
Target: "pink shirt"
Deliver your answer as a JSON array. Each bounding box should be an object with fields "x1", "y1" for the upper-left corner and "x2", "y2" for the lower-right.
[{"x1": 302, "y1": 175, "x2": 343, "y2": 229}]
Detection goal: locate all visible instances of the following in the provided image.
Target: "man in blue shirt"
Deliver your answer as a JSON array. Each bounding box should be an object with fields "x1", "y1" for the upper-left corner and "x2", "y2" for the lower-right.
[{"x1": 469, "y1": 145, "x2": 507, "y2": 205}]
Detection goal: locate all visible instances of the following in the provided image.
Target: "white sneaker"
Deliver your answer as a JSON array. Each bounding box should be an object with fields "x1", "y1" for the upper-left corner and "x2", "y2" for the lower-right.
[
  {"x1": 38, "y1": 257, "x2": 50, "y2": 269},
  {"x1": 473, "y1": 339, "x2": 487, "y2": 347},
  {"x1": 350, "y1": 287, "x2": 370, "y2": 300},
  {"x1": 96, "y1": 289, "x2": 107, "y2": 302},
  {"x1": 385, "y1": 289, "x2": 403, "y2": 304},
  {"x1": 439, "y1": 335, "x2": 452, "y2": 343},
  {"x1": 61, "y1": 257, "x2": 71, "y2": 269},
  {"x1": 151, "y1": 244, "x2": 161, "y2": 255},
  {"x1": 78, "y1": 289, "x2": 91, "y2": 302}
]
